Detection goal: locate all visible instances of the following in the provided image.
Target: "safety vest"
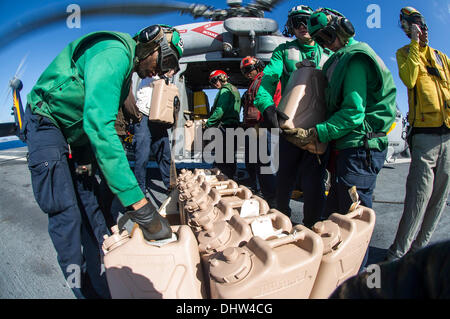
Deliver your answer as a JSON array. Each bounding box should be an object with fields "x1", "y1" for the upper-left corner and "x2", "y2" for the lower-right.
[
  {"x1": 397, "y1": 43, "x2": 450, "y2": 128},
  {"x1": 322, "y1": 40, "x2": 397, "y2": 151},
  {"x1": 27, "y1": 31, "x2": 136, "y2": 146}
]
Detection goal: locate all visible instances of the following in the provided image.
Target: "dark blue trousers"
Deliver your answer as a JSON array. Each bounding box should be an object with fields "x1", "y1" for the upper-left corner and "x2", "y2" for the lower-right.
[
  {"x1": 276, "y1": 135, "x2": 330, "y2": 228},
  {"x1": 325, "y1": 147, "x2": 387, "y2": 271},
  {"x1": 244, "y1": 129, "x2": 276, "y2": 202},
  {"x1": 133, "y1": 116, "x2": 171, "y2": 192},
  {"x1": 212, "y1": 127, "x2": 238, "y2": 180},
  {"x1": 24, "y1": 106, "x2": 111, "y2": 299},
  {"x1": 324, "y1": 147, "x2": 387, "y2": 217}
]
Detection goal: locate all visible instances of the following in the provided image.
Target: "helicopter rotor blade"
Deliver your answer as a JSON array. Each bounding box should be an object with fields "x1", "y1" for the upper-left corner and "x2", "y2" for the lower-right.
[
  {"x1": 247, "y1": 0, "x2": 287, "y2": 12},
  {"x1": 0, "y1": 1, "x2": 193, "y2": 51},
  {"x1": 1, "y1": 87, "x2": 12, "y2": 110},
  {"x1": 14, "y1": 53, "x2": 29, "y2": 79}
]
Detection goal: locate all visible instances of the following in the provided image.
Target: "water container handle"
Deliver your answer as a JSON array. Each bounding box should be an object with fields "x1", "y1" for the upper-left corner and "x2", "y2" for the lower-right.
[
  {"x1": 218, "y1": 186, "x2": 252, "y2": 198},
  {"x1": 267, "y1": 229, "x2": 306, "y2": 249},
  {"x1": 209, "y1": 180, "x2": 238, "y2": 188},
  {"x1": 344, "y1": 206, "x2": 375, "y2": 222}
]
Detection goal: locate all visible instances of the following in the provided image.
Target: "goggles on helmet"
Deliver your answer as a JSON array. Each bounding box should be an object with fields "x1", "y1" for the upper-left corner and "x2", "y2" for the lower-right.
[
  {"x1": 209, "y1": 77, "x2": 220, "y2": 85},
  {"x1": 312, "y1": 25, "x2": 337, "y2": 47},
  {"x1": 241, "y1": 64, "x2": 256, "y2": 75},
  {"x1": 290, "y1": 14, "x2": 310, "y2": 30}
]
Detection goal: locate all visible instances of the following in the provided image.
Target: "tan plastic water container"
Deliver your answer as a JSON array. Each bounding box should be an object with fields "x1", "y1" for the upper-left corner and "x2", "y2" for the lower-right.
[
  {"x1": 277, "y1": 63, "x2": 328, "y2": 154},
  {"x1": 148, "y1": 79, "x2": 179, "y2": 125},
  {"x1": 208, "y1": 225, "x2": 324, "y2": 299},
  {"x1": 198, "y1": 209, "x2": 293, "y2": 264},
  {"x1": 184, "y1": 120, "x2": 195, "y2": 152},
  {"x1": 309, "y1": 206, "x2": 376, "y2": 299},
  {"x1": 177, "y1": 171, "x2": 229, "y2": 225},
  {"x1": 184, "y1": 120, "x2": 204, "y2": 153},
  {"x1": 187, "y1": 189, "x2": 261, "y2": 234},
  {"x1": 103, "y1": 225, "x2": 206, "y2": 299},
  {"x1": 177, "y1": 168, "x2": 225, "y2": 186},
  {"x1": 181, "y1": 180, "x2": 239, "y2": 225},
  {"x1": 197, "y1": 210, "x2": 292, "y2": 299}
]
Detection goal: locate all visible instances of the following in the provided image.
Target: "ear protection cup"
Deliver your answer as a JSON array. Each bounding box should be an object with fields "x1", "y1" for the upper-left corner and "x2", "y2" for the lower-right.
[
  {"x1": 337, "y1": 17, "x2": 355, "y2": 38},
  {"x1": 138, "y1": 25, "x2": 162, "y2": 43}
]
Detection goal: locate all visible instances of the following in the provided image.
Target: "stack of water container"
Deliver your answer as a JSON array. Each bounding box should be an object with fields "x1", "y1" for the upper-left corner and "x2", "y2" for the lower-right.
[{"x1": 102, "y1": 168, "x2": 376, "y2": 299}]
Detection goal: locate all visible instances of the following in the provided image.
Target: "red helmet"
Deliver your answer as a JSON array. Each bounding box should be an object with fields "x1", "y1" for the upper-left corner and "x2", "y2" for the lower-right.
[
  {"x1": 240, "y1": 56, "x2": 264, "y2": 75},
  {"x1": 209, "y1": 70, "x2": 228, "y2": 84}
]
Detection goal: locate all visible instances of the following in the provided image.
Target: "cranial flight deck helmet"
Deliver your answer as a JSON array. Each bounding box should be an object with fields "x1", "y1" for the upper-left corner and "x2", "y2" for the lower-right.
[
  {"x1": 283, "y1": 5, "x2": 314, "y2": 37},
  {"x1": 307, "y1": 8, "x2": 355, "y2": 47},
  {"x1": 209, "y1": 70, "x2": 228, "y2": 85},
  {"x1": 134, "y1": 24, "x2": 184, "y2": 74},
  {"x1": 399, "y1": 7, "x2": 428, "y2": 38},
  {"x1": 240, "y1": 56, "x2": 265, "y2": 75}
]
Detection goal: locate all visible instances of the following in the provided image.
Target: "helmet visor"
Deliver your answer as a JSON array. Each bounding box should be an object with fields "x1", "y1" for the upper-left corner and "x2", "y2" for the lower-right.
[
  {"x1": 241, "y1": 64, "x2": 256, "y2": 75},
  {"x1": 312, "y1": 26, "x2": 336, "y2": 47},
  {"x1": 209, "y1": 76, "x2": 219, "y2": 85},
  {"x1": 290, "y1": 15, "x2": 310, "y2": 30}
]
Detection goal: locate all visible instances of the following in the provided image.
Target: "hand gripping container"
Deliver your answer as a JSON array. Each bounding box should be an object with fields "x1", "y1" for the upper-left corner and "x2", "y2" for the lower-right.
[
  {"x1": 208, "y1": 225, "x2": 324, "y2": 299},
  {"x1": 181, "y1": 180, "x2": 239, "y2": 225},
  {"x1": 148, "y1": 78, "x2": 179, "y2": 125},
  {"x1": 309, "y1": 206, "x2": 376, "y2": 299},
  {"x1": 187, "y1": 188, "x2": 259, "y2": 235},
  {"x1": 103, "y1": 225, "x2": 206, "y2": 299},
  {"x1": 277, "y1": 63, "x2": 328, "y2": 154}
]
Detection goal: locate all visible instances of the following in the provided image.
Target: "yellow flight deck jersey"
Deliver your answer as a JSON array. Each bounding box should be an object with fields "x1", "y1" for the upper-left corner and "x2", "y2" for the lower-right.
[{"x1": 397, "y1": 39, "x2": 450, "y2": 128}]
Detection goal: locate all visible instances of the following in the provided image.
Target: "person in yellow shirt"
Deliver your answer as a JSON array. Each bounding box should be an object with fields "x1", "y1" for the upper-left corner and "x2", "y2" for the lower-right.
[{"x1": 387, "y1": 7, "x2": 450, "y2": 261}]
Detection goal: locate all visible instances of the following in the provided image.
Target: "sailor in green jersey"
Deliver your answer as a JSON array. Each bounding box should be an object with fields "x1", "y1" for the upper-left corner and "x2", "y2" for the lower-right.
[
  {"x1": 254, "y1": 5, "x2": 331, "y2": 228},
  {"x1": 306, "y1": 8, "x2": 396, "y2": 270},
  {"x1": 206, "y1": 70, "x2": 241, "y2": 178},
  {"x1": 307, "y1": 8, "x2": 396, "y2": 215},
  {"x1": 24, "y1": 25, "x2": 183, "y2": 298}
]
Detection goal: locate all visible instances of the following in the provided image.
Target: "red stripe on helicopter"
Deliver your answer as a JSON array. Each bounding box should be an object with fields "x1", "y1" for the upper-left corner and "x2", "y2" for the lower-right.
[{"x1": 191, "y1": 21, "x2": 223, "y2": 42}]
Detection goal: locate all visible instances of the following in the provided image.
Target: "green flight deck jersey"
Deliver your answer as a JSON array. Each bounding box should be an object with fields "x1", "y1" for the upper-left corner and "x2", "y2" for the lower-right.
[
  {"x1": 316, "y1": 38, "x2": 397, "y2": 151},
  {"x1": 205, "y1": 83, "x2": 241, "y2": 128},
  {"x1": 27, "y1": 31, "x2": 144, "y2": 207},
  {"x1": 254, "y1": 39, "x2": 329, "y2": 113}
]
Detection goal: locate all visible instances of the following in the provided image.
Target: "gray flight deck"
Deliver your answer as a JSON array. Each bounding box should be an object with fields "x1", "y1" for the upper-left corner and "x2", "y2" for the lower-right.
[{"x1": 0, "y1": 145, "x2": 448, "y2": 299}]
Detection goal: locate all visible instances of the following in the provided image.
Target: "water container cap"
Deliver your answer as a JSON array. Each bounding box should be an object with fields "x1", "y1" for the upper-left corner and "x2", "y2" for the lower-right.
[
  {"x1": 209, "y1": 247, "x2": 252, "y2": 284},
  {"x1": 197, "y1": 221, "x2": 232, "y2": 253},
  {"x1": 312, "y1": 220, "x2": 341, "y2": 254},
  {"x1": 191, "y1": 206, "x2": 218, "y2": 227},
  {"x1": 102, "y1": 226, "x2": 130, "y2": 253}
]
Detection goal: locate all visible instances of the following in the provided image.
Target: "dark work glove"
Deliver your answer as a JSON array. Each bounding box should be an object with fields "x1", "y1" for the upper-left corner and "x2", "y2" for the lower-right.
[
  {"x1": 262, "y1": 105, "x2": 289, "y2": 129},
  {"x1": 127, "y1": 202, "x2": 172, "y2": 241}
]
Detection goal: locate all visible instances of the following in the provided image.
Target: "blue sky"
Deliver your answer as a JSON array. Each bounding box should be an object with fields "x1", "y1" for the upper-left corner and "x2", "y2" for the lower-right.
[{"x1": 0, "y1": 0, "x2": 449, "y2": 123}]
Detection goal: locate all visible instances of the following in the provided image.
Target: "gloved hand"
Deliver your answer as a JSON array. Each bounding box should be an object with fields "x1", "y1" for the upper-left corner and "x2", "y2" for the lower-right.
[
  {"x1": 127, "y1": 201, "x2": 172, "y2": 241},
  {"x1": 283, "y1": 127, "x2": 319, "y2": 148},
  {"x1": 262, "y1": 105, "x2": 289, "y2": 129}
]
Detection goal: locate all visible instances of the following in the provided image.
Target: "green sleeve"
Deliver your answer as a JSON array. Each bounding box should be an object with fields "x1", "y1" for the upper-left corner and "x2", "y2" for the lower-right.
[
  {"x1": 316, "y1": 56, "x2": 369, "y2": 143},
  {"x1": 254, "y1": 45, "x2": 285, "y2": 113},
  {"x1": 82, "y1": 45, "x2": 144, "y2": 207},
  {"x1": 206, "y1": 89, "x2": 233, "y2": 127}
]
